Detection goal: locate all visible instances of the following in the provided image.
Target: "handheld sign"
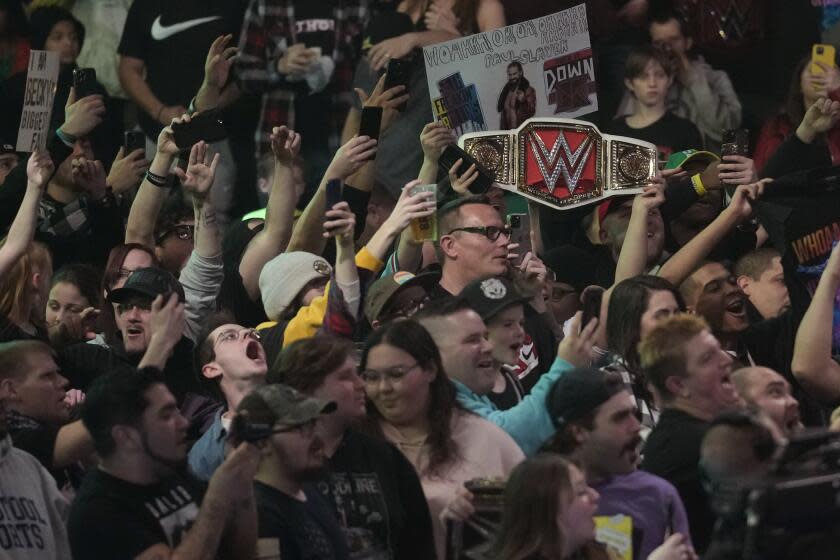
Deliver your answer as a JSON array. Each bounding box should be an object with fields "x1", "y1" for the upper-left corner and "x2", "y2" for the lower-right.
[
  {"x1": 423, "y1": 5, "x2": 597, "y2": 138},
  {"x1": 16, "y1": 50, "x2": 60, "y2": 152}
]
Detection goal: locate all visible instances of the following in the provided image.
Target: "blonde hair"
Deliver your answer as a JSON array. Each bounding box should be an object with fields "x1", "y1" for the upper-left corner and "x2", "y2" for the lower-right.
[
  {"x1": 638, "y1": 314, "x2": 709, "y2": 400},
  {"x1": 0, "y1": 240, "x2": 52, "y2": 328}
]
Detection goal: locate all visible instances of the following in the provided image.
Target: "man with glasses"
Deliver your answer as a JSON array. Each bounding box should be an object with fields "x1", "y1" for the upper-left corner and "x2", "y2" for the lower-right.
[
  {"x1": 236, "y1": 383, "x2": 351, "y2": 559},
  {"x1": 433, "y1": 195, "x2": 559, "y2": 391},
  {"x1": 363, "y1": 271, "x2": 436, "y2": 329},
  {"x1": 188, "y1": 316, "x2": 269, "y2": 480}
]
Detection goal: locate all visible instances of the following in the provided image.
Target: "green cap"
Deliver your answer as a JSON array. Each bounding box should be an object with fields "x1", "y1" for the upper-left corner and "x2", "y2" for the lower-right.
[
  {"x1": 665, "y1": 149, "x2": 720, "y2": 170},
  {"x1": 236, "y1": 384, "x2": 336, "y2": 429}
]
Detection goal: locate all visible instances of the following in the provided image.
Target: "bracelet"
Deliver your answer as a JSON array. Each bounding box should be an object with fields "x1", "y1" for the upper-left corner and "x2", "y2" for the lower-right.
[
  {"x1": 690, "y1": 173, "x2": 707, "y2": 197},
  {"x1": 55, "y1": 127, "x2": 77, "y2": 147},
  {"x1": 95, "y1": 186, "x2": 115, "y2": 207},
  {"x1": 145, "y1": 170, "x2": 169, "y2": 188}
]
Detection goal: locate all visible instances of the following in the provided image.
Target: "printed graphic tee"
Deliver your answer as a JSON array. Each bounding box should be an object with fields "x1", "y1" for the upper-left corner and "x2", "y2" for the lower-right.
[{"x1": 68, "y1": 467, "x2": 204, "y2": 559}]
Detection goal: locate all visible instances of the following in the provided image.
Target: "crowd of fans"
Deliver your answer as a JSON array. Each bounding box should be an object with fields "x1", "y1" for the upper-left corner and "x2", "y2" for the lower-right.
[{"x1": 0, "y1": 0, "x2": 839, "y2": 559}]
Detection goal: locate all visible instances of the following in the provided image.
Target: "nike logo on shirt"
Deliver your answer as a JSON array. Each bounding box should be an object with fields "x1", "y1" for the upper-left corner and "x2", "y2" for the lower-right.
[{"x1": 150, "y1": 15, "x2": 222, "y2": 40}]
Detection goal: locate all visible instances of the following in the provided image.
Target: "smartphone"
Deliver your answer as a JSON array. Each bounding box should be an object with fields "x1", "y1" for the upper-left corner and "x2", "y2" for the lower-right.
[
  {"x1": 580, "y1": 287, "x2": 603, "y2": 331},
  {"x1": 325, "y1": 178, "x2": 342, "y2": 212},
  {"x1": 171, "y1": 110, "x2": 227, "y2": 150},
  {"x1": 123, "y1": 131, "x2": 145, "y2": 156},
  {"x1": 73, "y1": 68, "x2": 97, "y2": 99},
  {"x1": 507, "y1": 213, "x2": 532, "y2": 266},
  {"x1": 383, "y1": 57, "x2": 412, "y2": 110},
  {"x1": 811, "y1": 43, "x2": 836, "y2": 75},
  {"x1": 359, "y1": 106, "x2": 383, "y2": 142},
  {"x1": 721, "y1": 129, "x2": 749, "y2": 157},
  {"x1": 438, "y1": 144, "x2": 493, "y2": 195}
]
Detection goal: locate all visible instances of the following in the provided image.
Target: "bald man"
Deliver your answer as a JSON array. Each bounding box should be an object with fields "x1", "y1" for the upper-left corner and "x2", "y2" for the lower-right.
[{"x1": 731, "y1": 367, "x2": 802, "y2": 438}]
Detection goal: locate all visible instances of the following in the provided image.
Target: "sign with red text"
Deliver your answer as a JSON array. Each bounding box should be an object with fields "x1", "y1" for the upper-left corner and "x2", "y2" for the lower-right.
[
  {"x1": 423, "y1": 5, "x2": 597, "y2": 137},
  {"x1": 16, "y1": 50, "x2": 60, "y2": 152}
]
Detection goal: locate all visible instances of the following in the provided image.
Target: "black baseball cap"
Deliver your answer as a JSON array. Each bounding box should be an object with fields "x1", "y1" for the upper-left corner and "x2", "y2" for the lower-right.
[
  {"x1": 107, "y1": 267, "x2": 185, "y2": 304},
  {"x1": 547, "y1": 368, "x2": 628, "y2": 428},
  {"x1": 460, "y1": 276, "x2": 529, "y2": 322}
]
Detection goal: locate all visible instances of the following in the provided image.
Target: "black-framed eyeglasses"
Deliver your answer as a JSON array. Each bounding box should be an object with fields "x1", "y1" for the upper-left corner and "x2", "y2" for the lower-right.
[
  {"x1": 445, "y1": 225, "x2": 511, "y2": 242},
  {"x1": 359, "y1": 363, "x2": 421, "y2": 385},
  {"x1": 157, "y1": 224, "x2": 195, "y2": 244}
]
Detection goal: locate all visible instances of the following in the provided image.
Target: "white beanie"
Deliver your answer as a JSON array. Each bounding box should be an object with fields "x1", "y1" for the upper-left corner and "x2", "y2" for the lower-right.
[{"x1": 259, "y1": 252, "x2": 332, "y2": 321}]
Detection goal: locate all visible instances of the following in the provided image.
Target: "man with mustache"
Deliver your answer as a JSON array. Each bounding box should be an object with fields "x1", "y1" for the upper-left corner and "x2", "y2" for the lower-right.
[
  {"x1": 237, "y1": 383, "x2": 350, "y2": 559},
  {"x1": 545, "y1": 367, "x2": 693, "y2": 560}
]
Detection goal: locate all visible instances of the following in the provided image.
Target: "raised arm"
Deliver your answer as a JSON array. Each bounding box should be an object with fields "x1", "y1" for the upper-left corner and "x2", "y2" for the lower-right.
[
  {"x1": 125, "y1": 115, "x2": 185, "y2": 248},
  {"x1": 238, "y1": 126, "x2": 301, "y2": 301},
  {"x1": 366, "y1": 180, "x2": 437, "y2": 262},
  {"x1": 195, "y1": 34, "x2": 240, "y2": 112},
  {"x1": 659, "y1": 181, "x2": 768, "y2": 287},
  {"x1": 286, "y1": 135, "x2": 377, "y2": 255},
  {"x1": 614, "y1": 183, "x2": 665, "y2": 284},
  {"x1": 0, "y1": 152, "x2": 53, "y2": 276},
  {"x1": 791, "y1": 242, "x2": 840, "y2": 403}
]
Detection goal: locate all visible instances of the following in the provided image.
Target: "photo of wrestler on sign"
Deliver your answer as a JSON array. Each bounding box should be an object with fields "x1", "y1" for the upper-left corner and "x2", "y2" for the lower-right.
[{"x1": 423, "y1": 5, "x2": 598, "y2": 136}]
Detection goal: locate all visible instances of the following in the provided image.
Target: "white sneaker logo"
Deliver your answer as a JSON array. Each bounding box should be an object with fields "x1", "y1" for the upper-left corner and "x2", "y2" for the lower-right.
[{"x1": 151, "y1": 15, "x2": 221, "y2": 41}]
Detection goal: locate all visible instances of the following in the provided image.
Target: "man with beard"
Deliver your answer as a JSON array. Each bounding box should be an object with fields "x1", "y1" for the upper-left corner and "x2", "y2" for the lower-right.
[
  {"x1": 188, "y1": 315, "x2": 269, "y2": 480},
  {"x1": 68, "y1": 369, "x2": 260, "y2": 559},
  {"x1": 236, "y1": 383, "x2": 349, "y2": 559},
  {"x1": 639, "y1": 314, "x2": 744, "y2": 553},
  {"x1": 497, "y1": 61, "x2": 536, "y2": 129},
  {"x1": 544, "y1": 367, "x2": 693, "y2": 560},
  {"x1": 732, "y1": 367, "x2": 803, "y2": 438}
]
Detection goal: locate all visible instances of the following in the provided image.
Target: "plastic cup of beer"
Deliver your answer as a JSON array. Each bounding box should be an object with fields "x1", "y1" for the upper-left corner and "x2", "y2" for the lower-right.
[{"x1": 409, "y1": 183, "x2": 437, "y2": 242}]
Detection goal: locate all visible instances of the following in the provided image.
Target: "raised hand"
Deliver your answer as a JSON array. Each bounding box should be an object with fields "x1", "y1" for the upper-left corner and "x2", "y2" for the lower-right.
[
  {"x1": 369, "y1": 34, "x2": 416, "y2": 72},
  {"x1": 323, "y1": 200, "x2": 356, "y2": 241},
  {"x1": 270, "y1": 125, "x2": 302, "y2": 165},
  {"x1": 557, "y1": 311, "x2": 597, "y2": 367},
  {"x1": 107, "y1": 147, "x2": 149, "y2": 194},
  {"x1": 631, "y1": 184, "x2": 666, "y2": 217},
  {"x1": 158, "y1": 105, "x2": 189, "y2": 126},
  {"x1": 355, "y1": 73, "x2": 409, "y2": 132},
  {"x1": 204, "y1": 34, "x2": 238, "y2": 89},
  {"x1": 71, "y1": 157, "x2": 108, "y2": 199},
  {"x1": 810, "y1": 61, "x2": 840, "y2": 97},
  {"x1": 448, "y1": 158, "x2": 478, "y2": 194},
  {"x1": 277, "y1": 43, "x2": 317, "y2": 75},
  {"x1": 48, "y1": 306, "x2": 100, "y2": 347},
  {"x1": 62, "y1": 87, "x2": 106, "y2": 138},
  {"x1": 718, "y1": 155, "x2": 756, "y2": 186},
  {"x1": 173, "y1": 141, "x2": 220, "y2": 200},
  {"x1": 149, "y1": 293, "x2": 186, "y2": 346},
  {"x1": 723, "y1": 179, "x2": 771, "y2": 222},
  {"x1": 383, "y1": 180, "x2": 437, "y2": 233},
  {"x1": 798, "y1": 97, "x2": 840, "y2": 142},
  {"x1": 420, "y1": 121, "x2": 455, "y2": 163},
  {"x1": 327, "y1": 135, "x2": 377, "y2": 179},
  {"x1": 156, "y1": 113, "x2": 190, "y2": 156},
  {"x1": 26, "y1": 150, "x2": 54, "y2": 189}
]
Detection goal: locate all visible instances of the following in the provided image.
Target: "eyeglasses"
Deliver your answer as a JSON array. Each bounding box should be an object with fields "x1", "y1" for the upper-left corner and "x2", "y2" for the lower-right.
[
  {"x1": 215, "y1": 328, "x2": 261, "y2": 346},
  {"x1": 445, "y1": 225, "x2": 511, "y2": 242},
  {"x1": 117, "y1": 267, "x2": 136, "y2": 279},
  {"x1": 359, "y1": 363, "x2": 421, "y2": 385},
  {"x1": 383, "y1": 294, "x2": 430, "y2": 319},
  {"x1": 157, "y1": 224, "x2": 195, "y2": 244},
  {"x1": 275, "y1": 418, "x2": 318, "y2": 438}
]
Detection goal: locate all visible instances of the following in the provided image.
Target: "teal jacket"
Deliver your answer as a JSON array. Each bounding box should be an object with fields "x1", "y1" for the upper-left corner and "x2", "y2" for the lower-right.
[{"x1": 452, "y1": 356, "x2": 574, "y2": 456}]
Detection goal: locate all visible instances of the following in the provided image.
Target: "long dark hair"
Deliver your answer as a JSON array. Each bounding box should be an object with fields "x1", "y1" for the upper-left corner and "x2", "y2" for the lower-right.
[
  {"x1": 360, "y1": 320, "x2": 460, "y2": 478},
  {"x1": 51, "y1": 263, "x2": 101, "y2": 309},
  {"x1": 606, "y1": 275, "x2": 685, "y2": 375},
  {"x1": 492, "y1": 455, "x2": 573, "y2": 560},
  {"x1": 784, "y1": 56, "x2": 812, "y2": 126}
]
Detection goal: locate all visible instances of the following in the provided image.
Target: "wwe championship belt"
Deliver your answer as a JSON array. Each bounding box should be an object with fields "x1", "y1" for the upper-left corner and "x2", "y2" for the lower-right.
[{"x1": 459, "y1": 118, "x2": 657, "y2": 211}]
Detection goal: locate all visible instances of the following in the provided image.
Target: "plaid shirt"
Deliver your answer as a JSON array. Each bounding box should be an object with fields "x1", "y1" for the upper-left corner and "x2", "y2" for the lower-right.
[
  {"x1": 236, "y1": 0, "x2": 368, "y2": 157},
  {"x1": 38, "y1": 195, "x2": 90, "y2": 238}
]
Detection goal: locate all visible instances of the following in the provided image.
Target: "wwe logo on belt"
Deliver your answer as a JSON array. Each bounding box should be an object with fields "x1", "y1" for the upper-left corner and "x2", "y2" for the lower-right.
[{"x1": 528, "y1": 130, "x2": 593, "y2": 195}]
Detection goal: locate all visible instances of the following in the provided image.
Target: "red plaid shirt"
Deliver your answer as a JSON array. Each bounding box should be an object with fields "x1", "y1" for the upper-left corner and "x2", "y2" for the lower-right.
[{"x1": 236, "y1": 0, "x2": 368, "y2": 157}]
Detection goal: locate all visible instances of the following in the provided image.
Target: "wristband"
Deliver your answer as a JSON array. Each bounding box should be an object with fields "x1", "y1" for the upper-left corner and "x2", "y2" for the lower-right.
[
  {"x1": 187, "y1": 97, "x2": 197, "y2": 116},
  {"x1": 145, "y1": 170, "x2": 169, "y2": 188},
  {"x1": 690, "y1": 173, "x2": 707, "y2": 197},
  {"x1": 95, "y1": 186, "x2": 115, "y2": 208},
  {"x1": 55, "y1": 127, "x2": 77, "y2": 147}
]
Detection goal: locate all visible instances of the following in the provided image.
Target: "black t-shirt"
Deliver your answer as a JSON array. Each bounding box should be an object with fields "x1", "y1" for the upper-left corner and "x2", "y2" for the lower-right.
[
  {"x1": 68, "y1": 468, "x2": 205, "y2": 559},
  {"x1": 641, "y1": 407, "x2": 714, "y2": 553},
  {"x1": 118, "y1": 0, "x2": 242, "y2": 138},
  {"x1": 319, "y1": 430, "x2": 435, "y2": 560},
  {"x1": 602, "y1": 112, "x2": 704, "y2": 162},
  {"x1": 487, "y1": 367, "x2": 524, "y2": 411},
  {"x1": 255, "y1": 480, "x2": 350, "y2": 560}
]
